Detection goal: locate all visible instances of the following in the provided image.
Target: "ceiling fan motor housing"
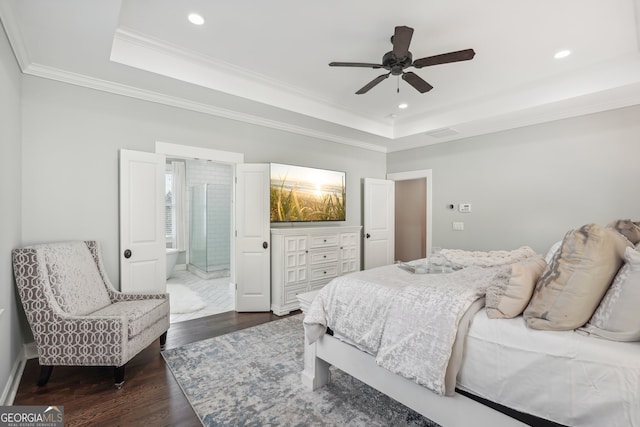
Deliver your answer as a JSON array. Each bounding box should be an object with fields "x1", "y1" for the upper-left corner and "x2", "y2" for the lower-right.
[{"x1": 383, "y1": 51, "x2": 413, "y2": 75}]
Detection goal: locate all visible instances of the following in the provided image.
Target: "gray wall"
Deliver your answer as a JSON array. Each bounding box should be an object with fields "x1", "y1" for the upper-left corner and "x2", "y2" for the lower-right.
[
  {"x1": 21, "y1": 76, "x2": 386, "y2": 287},
  {"x1": 388, "y1": 105, "x2": 640, "y2": 254},
  {"x1": 0, "y1": 24, "x2": 24, "y2": 403}
]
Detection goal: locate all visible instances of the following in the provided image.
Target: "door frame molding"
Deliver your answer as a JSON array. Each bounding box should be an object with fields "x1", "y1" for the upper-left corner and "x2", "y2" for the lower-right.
[
  {"x1": 386, "y1": 169, "x2": 433, "y2": 257},
  {"x1": 156, "y1": 141, "x2": 244, "y2": 164},
  {"x1": 154, "y1": 141, "x2": 244, "y2": 289}
]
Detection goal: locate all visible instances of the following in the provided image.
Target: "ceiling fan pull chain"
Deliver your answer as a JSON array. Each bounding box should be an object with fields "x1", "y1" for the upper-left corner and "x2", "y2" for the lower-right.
[{"x1": 397, "y1": 76, "x2": 400, "y2": 93}]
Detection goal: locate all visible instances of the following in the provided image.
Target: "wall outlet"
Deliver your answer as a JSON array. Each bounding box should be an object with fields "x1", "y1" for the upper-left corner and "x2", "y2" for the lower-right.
[{"x1": 453, "y1": 221, "x2": 464, "y2": 231}]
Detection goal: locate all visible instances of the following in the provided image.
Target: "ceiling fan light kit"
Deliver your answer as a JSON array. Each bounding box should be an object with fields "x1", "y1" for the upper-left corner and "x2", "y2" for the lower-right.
[{"x1": 329, "y1": 26, "x2": 475, "y2": 95}]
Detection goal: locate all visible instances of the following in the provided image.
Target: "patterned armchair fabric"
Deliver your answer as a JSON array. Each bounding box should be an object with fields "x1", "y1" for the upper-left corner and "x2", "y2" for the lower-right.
[{"x1": 12, "y1": 241, "x2": 170, "y2": 388}]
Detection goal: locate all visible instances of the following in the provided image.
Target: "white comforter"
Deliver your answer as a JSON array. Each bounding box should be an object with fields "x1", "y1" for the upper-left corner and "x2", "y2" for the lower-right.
[{"x1": 303, "y1": 263, "x2": 506, "y2": 396}]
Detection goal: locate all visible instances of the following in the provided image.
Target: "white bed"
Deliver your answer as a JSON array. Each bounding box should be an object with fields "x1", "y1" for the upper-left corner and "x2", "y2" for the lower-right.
[
  {"x1": 300, "y1": 240, "x2": 640, "y2": 426},
  {"x1": 302, "y1": 303, "x2": 640, "y2": 426},
  {"x1": 459, "y1": 309, "x2": 640, "y2": 426}
]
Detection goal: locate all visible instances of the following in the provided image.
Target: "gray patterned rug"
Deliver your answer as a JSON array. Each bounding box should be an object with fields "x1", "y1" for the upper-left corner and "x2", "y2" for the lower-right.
[{"x1": 162, "y1": 315, "x2": 440, "y2": 427}]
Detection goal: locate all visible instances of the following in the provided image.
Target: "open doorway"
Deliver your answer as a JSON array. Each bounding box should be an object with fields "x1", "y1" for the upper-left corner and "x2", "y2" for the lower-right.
[
  {"x1": 158, "y1": 142, "x2": 244, "y2": 323},
  {"x1": 387, "y1": 169, "x2": 432, "y2": 263},
  {"x1": 165, "y1": 158, "x2": 234, "y2": 323},
  {"x1": 394, "y1": 178, "x2": 427, "y2": 262}
]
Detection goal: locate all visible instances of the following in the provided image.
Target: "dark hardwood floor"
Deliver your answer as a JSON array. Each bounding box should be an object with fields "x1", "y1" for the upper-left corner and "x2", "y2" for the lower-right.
[{"x1": 14, "y1": 310, "x2": 298, "y2": 427}]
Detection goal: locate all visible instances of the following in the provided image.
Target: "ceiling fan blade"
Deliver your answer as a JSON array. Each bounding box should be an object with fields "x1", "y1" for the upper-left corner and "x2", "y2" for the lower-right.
[
  {"x1": 402, "y1": 72, "x2": 433, "y2": 93},
  {"x1": 329, "y1": 62, "x2": 384, "y2": 68},
  {"x1": 392, "y1": 26, "x2": 414, "y2": 59},
  {"x1": 356, "y1": 73, "x2": 390, "y2": 94},
  {"x1": 412, "y1": 49, "x2": 476, "y2": 68}
]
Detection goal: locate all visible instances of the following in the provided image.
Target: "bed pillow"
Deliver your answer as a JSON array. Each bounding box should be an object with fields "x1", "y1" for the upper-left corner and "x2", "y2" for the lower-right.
[
  {"x1": 579, "y1": 246, "x2": 640, "y2": 341},
  {"x1": 607, "y1": 219, "x2": 640, "y2": 244},
  {"x1": 544, "y1": 240, "x2": 562, "y2": 264},
  {"x1": 485, "y1": 255, "x2": 546, "y2": 319},
  {"x1": 524, "y1": 223, "x2": 631, "y2": 331}
]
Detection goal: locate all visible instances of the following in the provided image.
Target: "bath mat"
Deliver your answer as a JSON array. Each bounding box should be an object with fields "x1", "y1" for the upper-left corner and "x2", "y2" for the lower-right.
[{"x1": 167, "y1": 283, "x2": 206, "y2": 314}]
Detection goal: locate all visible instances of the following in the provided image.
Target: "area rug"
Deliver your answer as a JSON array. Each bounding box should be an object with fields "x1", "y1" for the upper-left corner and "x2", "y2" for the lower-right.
[
  {"x1": 162, "y1": 315, "x2": 440, "y2": 426},
  {"x1": 167, "y1": 283, "x2": 206, "y2": 314}
]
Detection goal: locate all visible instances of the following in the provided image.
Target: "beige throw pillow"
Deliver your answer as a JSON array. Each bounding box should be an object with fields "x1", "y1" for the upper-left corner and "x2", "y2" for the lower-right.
[
  {"x1": 486, "y1": 255, "x2": 547, "y2": 319},
  {"x1": 607, "y1": 219, "x2": 640, "y2": 244},
  {"x1": 580, "y1": 246, "x2": 640, "y2": 341},
  {"x1": 524, "y1": 224, "x2": 631, "y2": 331}
]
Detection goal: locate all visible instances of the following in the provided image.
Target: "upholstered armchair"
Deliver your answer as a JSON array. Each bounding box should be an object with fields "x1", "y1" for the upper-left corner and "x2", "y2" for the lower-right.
[{"x1": 12, "y1": 240, "x2": 170, "y2": 389}]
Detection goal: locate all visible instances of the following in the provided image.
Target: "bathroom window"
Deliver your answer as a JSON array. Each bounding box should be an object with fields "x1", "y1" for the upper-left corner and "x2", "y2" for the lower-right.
[
  {"x1": 165, "y1": 170, "x2": 174, "y2": 245},
  {"x1": 166, "y1": 160, "x2": 186, "y2": 251}
]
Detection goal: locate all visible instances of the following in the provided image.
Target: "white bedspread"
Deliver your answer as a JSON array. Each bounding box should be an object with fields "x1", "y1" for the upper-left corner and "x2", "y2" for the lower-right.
[
  {"x1": 304, "y1": 263, "x2": 505, "y2": 396},
  {"x1": 458, "y1": 309, "x2": 640, "y2": 426}
]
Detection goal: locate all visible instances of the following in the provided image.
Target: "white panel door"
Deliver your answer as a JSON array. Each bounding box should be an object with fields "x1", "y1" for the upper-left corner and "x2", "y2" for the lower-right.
[
  {"x1": 119, "y1": 149, "x2": 166, "y2": 293},
  {"x1": 235, "y1": 163, "x2": 270, "y2": 311},
  {"x1": 364, "y1": 178, "x2": 395, "y2": 269}
]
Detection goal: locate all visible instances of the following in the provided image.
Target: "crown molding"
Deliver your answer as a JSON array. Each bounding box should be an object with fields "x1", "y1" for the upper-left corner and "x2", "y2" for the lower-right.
[
  {"x1": 0, "y1": 0, "x2": 30, "y2": 70},
  {"x1": 111, "y1": 28, "x2": 394, "y2": 139},
  {"x1": 386, "y1": 82, "x2": 640, "y2": 153},
  {"x1": 23, "y1": 62, "x2": 388, "y2": 153}
]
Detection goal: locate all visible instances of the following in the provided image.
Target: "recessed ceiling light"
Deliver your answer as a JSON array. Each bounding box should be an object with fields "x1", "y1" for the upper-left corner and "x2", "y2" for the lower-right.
[
  {"x1": 188, "y1": 13, "x2": 205, "y2": 26},
  {"x1": 398, "y1": 103, "x2": 408, "y2": 109},
  {"x1": 554, "y1": 50, "x2": 571, "y2": 59}
]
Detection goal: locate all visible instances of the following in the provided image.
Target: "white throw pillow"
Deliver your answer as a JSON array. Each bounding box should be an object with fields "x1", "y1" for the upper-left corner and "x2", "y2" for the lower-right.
[{"x1": 580, "y1": 246, "x2": 640, "y2": 341}]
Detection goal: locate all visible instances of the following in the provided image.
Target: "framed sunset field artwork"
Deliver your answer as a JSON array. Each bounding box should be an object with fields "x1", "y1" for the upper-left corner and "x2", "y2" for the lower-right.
[{"x1": 270, "y1": 163, "x2": 346, "y2": 222}]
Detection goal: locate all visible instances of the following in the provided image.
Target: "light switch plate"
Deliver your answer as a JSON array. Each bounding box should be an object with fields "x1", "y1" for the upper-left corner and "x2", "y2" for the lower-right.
[{"x1": 459, "y1": 203, "x2": 471, "y2": 213}]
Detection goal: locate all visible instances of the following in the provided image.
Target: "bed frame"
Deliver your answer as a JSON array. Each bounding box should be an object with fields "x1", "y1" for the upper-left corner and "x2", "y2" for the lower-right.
[{"x1": 302, "y1": 332, "x2": 528, "y2": 427}]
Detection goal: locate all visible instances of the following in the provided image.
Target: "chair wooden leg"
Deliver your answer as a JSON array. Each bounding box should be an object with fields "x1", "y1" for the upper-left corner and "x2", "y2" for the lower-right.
[
  {"x1": 160, "y1": 331, "x2": 168, "y2": 351},
  {"x1": 114, "y1": 365, "x2": 125, "y2": 389},
  {"x1": 37, "y1": 365, "x2": 53, "y2": 387}
]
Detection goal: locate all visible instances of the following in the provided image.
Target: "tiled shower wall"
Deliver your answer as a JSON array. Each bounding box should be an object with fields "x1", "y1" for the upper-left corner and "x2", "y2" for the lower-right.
[{"x1": 186, "y1": 160, "x2": 232, "y2": 272}]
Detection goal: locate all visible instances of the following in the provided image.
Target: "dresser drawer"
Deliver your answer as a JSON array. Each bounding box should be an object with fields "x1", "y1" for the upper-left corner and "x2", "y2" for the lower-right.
[
  {"x1": 309, "y1": 234, "x2": 339, "y2": 248},
  {"x1": 309, "y1": 280, "x2": 331, "y2": 292},
  {"x1": 284, "y1": 284, "x2": 309, "y2": 305},
  {"x1": 309, "y1": 249, "x2": 338, "y2": 265},
  {"x1": 309, "y1": 265, "x2": 338, "y2": 281}
]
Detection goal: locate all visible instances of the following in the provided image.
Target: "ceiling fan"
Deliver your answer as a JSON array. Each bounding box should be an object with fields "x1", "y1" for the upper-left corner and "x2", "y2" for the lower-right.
[{"x1": 329, "y1": 26, "x2": 475, "y2": 95}]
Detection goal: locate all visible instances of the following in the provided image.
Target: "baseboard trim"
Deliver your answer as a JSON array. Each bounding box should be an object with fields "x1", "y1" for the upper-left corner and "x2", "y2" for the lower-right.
[{"x1": 1, "y1": 351, "x2": 26, "y2": 406}]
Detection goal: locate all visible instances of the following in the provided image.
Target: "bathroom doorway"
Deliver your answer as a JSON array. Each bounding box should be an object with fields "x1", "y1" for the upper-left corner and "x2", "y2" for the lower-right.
[
  {"x1": 159, "y1": 142, "x2": 244, "y2": 323},
  {"x1": 165, "y1": 158, "x2": 235, "y2": 323}
]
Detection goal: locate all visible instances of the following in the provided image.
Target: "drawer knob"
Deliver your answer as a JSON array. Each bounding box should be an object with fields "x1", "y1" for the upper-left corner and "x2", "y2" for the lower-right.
[
  {"x1": 323, "y1": 255, "x2": 327, "y2": 258},
  {"x1": 323, "y1": 239, "x2": 327, "y2": 242}
]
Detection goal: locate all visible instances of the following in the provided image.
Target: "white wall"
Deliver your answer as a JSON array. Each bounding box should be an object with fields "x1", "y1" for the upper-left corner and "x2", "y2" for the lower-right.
[
  {"x1": 21, "y1": 76, "x2": 387, "y2": 287},
  {"x1": 0, "y1": 23, "x2": 24, "y2": 403},
  {"x1": 387, "y1": 105, "x2": 640, "y2": 254}
]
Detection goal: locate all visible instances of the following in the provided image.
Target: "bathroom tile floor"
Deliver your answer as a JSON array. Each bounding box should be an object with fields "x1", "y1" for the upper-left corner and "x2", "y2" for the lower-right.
[{"x1": 167, "y1": 269, "x2": 235, "y2": 323}]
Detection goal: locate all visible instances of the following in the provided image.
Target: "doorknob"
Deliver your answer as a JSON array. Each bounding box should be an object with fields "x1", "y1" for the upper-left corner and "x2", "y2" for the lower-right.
[
  {"x1": 365, "y1": 233, "x2": 371, "y2": 239},
  {"x1": 123, "y1": 249, "x2": 132, "y2": 259},
  {"x1": 263, "y1": 242, "x2": 268, "y2": 249}
]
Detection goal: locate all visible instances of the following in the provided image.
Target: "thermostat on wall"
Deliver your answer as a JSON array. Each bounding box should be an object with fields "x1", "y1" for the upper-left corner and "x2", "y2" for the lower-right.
[{"x1": 459, "y1": 203, "x2": 471, "y2": 213}]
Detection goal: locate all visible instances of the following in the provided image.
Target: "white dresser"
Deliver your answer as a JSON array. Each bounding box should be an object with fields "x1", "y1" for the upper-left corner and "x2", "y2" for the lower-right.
[{"x1": 270, "y1": 225, "x2": 362, "y2": 315}]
